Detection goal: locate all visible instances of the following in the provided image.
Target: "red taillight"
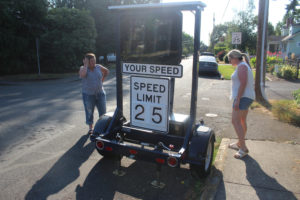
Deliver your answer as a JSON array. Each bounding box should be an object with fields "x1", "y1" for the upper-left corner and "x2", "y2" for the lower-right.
[
  {"x1": 105, "y1": 146, "x2": 113, "y2": 151},
  {"x1": 167, "y1": 157, "x2": 178, "y2": 167},
  {"x1": 129, "y1": 149, "x2": 138, "y2": 155},
  {"x1": 96, "y1": 141, "x2": 104, "y2": 150},
  {"x1": 155, "y1": 158, "x2": 165, "y2": 164}
]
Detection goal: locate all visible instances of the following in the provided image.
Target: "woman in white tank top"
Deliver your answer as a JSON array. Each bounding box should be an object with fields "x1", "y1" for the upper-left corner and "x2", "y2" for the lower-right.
[{"x1": 227, "y1": 49, "x2": 255, "y2": 159}]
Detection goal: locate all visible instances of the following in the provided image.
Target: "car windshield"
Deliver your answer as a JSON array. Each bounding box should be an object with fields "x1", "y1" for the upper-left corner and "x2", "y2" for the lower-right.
[{"x1": 199, "y1": 56, "x2": 216, "y2": 63}]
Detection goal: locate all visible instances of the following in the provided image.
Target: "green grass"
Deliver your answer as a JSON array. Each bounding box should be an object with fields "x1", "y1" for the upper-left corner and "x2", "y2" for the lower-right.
[
  {"x1": 218, "y1": 64, "x2": 256, "y2": 80},
  {"x1": 212, "y1": 136, "x2": 222, "y2": 164},
  {"x1": 250, "y1": 100, "x2": 300, "y2": 127},
  {"x1": 218, "y1": 65, "x2": 235, "y2": 80},
  {"x1": 271, "y1": 100, "x2": 300, "y2": 127}
]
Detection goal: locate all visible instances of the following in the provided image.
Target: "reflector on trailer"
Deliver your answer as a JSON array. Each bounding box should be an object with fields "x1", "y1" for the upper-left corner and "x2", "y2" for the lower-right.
[
  {"x1": 96, "y1": 141, "x2": 104, "y2": 150},
  {"x1": 105, "y1": 146, "x2": 113, "y2": 151},
  {"x1": 167, "y1": 157, "x2": 178, "y2": 167},
  {"x1": 129, "y1": 149, "x2": 138, "y2": 155},
  {"x1": 155, "y1": 158, "x2": 165, "y2": 164}
]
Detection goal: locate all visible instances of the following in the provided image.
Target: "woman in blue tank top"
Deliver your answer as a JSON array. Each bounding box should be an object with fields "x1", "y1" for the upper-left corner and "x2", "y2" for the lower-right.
[
  {"x1": 79, "y1": 53, "x2": 109, "y2": 134},
  {"x1": 227, "y1": 49, "x2": 255, "y2": 159}
]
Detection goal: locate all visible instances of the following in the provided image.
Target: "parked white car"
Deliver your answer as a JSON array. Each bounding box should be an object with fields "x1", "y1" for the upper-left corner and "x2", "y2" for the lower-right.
[{"x1": 199, "y1": 55, "x2": 219, "y2": 75}]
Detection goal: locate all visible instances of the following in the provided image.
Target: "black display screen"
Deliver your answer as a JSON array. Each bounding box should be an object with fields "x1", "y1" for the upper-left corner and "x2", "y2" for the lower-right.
[{"x1": 120, "y1": 10, "x2": 182, "y2": 65}]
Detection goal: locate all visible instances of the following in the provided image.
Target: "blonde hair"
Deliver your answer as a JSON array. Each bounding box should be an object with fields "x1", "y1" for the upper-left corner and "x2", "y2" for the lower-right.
[{"x1": 227, "y1": 49, "x2": 250, "y2": 66}]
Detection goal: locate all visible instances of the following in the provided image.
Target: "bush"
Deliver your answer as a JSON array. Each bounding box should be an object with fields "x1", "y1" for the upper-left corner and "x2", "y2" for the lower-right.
[
  {"x1": 267, "y1": 56, "x2": 283, "y2": 64},
  {"x1": 250, "y1": 57, "x2": 256, "y2": 68},
  {"x1": 293, "y1": 89, "x2": 300, "y2": 105},
  {"x1": 274, "y1": 65, "x2": 297, "y2": 80},
  {"x1": 280, "y1": 65, "x2": 297, "y2": 80},
  {"x1": 40, "y1": 8, "x2": 96, "y2": 73},
  {"x1": 217, "y1": 50, "x2": 226, "y2": 61}
]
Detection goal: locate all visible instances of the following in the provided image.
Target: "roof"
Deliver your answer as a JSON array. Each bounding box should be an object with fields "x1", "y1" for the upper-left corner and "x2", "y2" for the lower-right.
[
  {"x1": 108, "y1": 1, "x2": 206, "y2": 11},
  {"x1": 282, "y1": 31, "x2": 300, "y2": 42},
  {"x1": 268, "y1": 35, "x2": 283, "y2": 42}
]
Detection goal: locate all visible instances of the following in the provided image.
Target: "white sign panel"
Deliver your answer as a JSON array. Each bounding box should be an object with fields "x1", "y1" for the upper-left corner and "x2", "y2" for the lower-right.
[
  {"x1": 131, "y1": 76, "x2": 169, "y2": 132},
  {"x1": 232, "y1": 32, "x2": 242, "y2": 44},
  {"x1": 123, "y1": 63, "x2": 183, "y2": 78}
]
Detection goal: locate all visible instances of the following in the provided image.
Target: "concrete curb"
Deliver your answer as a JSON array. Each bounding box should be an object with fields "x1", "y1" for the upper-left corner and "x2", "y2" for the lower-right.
[{"x1": 199, "y1": 138, "x2": 230, "y2": 200}]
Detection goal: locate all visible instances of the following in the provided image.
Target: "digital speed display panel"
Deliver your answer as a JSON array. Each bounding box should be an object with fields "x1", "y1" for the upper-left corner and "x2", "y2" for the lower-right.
[{"x1": 120, "y1": 10, "x2": 182, "y2": 65}]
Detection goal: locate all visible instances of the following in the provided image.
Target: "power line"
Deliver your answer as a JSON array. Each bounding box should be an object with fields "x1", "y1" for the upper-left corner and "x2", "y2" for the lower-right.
[{"x1": 221, "y1": 0, "x2": 231, "y2": 22}]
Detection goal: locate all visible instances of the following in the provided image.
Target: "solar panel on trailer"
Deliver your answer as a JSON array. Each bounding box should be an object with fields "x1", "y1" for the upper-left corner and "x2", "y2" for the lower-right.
[{"x1": 120, "y1": 10, "x2": 182, "y2": 65}]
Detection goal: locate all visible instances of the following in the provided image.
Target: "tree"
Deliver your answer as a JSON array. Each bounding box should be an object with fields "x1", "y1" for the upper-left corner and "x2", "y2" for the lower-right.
[
  {"x1": 284, "y1": 0, "x2": 300, "y2": 23},
  {"x1": 267, "y1": 22, "x2": 275, "y2": 36},
  {"x1": 200, "y1": 41, "x2": 208, "y2": 53},
  {"x1": 182, "y1": 32, "x2": 194, "y2": 57},
  {"x1": 0, "y1": 0, "x2": 48, "y2": 74},
  {"x1": 275, "y1": 21, "x2": 283, "y2": 36},
  {"x1": 208, "y1": 24, "x2": 228, "y2": 52},
  {"x1": 39, "y1": 8, "x2": 96, "y2": 73},
  {"x1": 209, "y1": 0, "x2": 257, "y2": 54}
]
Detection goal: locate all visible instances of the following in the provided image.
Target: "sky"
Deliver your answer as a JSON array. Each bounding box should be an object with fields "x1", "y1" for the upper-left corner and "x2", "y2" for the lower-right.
[{"x1": 162, "y1": 0, "x2": 291, "y2": 45}]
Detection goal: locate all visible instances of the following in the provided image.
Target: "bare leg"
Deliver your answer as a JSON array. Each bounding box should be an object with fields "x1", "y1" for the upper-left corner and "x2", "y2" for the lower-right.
[
  {"x1": 232, "y1": 109, "x2": 248, "y2": 152},
  {"x1": 240, "y1": 109, "x2": 249, "y2": 137},
  {"x1": 89, "y1": 124, "x2": 93, "y2": 130}
]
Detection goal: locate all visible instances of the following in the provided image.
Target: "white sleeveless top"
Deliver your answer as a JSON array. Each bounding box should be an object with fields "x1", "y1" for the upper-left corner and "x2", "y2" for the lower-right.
[{"x1": 231, "y1": 62, "x2": 255, "y2": 100}]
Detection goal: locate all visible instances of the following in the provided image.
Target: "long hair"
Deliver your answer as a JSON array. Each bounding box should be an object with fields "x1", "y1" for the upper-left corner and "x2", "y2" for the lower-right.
[{"x1": 227, "y1": 49, "x2": 250, "y2": 66}]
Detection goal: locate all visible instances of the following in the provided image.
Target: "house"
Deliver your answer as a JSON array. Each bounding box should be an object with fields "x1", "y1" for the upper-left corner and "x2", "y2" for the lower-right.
[
  {"x1": 267, "y1": 35, "x2": 283, "y2": 53},
  {"x1": 281, "y1": 21, "x2": 300, "y2": 59}
]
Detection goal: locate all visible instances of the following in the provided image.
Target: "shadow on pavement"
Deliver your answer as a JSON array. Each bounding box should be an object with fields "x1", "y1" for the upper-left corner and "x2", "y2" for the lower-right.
[
  {"x1": 243, "y1": 156, "x2": 297, "y2": 200},
  {"x1": 25, "y1": 135, "x2": 93, "y2": 200},
  {"x1": 76, "y1": 158, "x2": 195, "y2": 200}
]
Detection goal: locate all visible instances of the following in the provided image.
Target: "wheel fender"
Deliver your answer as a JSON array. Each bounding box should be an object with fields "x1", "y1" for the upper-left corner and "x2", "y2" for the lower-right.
[
  {"x1": 188, "y1": 126, "x2": 215, "y2": 160},
  {"x1": 93, "y1": 114, "x2": 112, "y2": 135}
]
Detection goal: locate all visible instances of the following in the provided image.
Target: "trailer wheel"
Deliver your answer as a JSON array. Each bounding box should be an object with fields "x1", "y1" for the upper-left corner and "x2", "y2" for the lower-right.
[{"x1": 190, "y1": 136, "x2": 214, "y2": 178}]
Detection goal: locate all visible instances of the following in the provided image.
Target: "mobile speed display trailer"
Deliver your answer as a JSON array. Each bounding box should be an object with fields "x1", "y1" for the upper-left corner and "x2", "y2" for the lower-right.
[{"x1": 91, "y1": 1, "x2": 215, "y2": 184}]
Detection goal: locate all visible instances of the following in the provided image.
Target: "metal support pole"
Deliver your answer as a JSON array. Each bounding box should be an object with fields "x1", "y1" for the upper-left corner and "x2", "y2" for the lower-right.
[
  {"x1": 35, "y1": 38, "x2": 41, "y2": 76},
  {"x1": 115, "y1": 14, "x2": 123, "y2": 115},
  {"x1": 169, "y1": 78, "x2": 175, "y2": 115},
  {"x1": 182, "y1": 7, "x2": 201, "y2": 149}
]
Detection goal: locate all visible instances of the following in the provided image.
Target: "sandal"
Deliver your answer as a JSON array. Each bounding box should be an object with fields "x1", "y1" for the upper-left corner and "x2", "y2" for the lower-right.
[
  {"x1": 228, "y1": 143, "x2": 240, "y2": 150},
  {"x1": 234, "y1": 149, "x2": 248, "y2": 159},
  {"x1": 88, "y1": 129, "x2": 93, "y2": 135}
]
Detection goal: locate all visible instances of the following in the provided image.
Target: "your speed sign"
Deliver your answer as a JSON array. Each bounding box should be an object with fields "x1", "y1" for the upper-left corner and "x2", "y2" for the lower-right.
[{"x1": 130, "y1": 76, "x2": 169, "y2": 132}]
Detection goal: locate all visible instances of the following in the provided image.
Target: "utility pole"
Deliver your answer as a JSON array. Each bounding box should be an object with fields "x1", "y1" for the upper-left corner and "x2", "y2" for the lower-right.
[{"x1": 255, "y1": 0, "x2": 269, "y2": 102}]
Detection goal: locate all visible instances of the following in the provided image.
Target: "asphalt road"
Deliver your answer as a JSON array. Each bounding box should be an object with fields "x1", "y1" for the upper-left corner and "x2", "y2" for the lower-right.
[{"x1": 0, "y1": 57, "x2": 299, "y2": 200}]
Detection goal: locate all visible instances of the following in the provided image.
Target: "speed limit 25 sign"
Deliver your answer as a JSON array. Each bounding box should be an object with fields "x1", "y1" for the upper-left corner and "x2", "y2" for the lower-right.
[{"x1": 130, "y1": 76, "x2": 169, "y2": 132}]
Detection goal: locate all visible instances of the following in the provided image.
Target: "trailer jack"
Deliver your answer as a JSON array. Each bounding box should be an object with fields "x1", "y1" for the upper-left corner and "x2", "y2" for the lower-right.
[
  {"x1": 113, "y1": 157, "x2": 126, "y2": 177},
  {"x1": 151, "y1": 164, "x2": 165, "y2": 189}
]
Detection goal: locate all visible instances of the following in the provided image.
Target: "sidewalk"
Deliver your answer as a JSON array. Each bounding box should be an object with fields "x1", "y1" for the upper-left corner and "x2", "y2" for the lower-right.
[{"x1": 214, "y1": 139, "x2": 300, "y2": 200}]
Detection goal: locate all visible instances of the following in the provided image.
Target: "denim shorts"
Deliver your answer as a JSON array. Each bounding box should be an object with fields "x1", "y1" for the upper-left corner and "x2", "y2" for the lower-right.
[
  {"x1": 82, "y1": 91, "x2": 106, "y2": 125},
  {"x1": 233, "y1": 97, "x2": 254, "y2": 110}
]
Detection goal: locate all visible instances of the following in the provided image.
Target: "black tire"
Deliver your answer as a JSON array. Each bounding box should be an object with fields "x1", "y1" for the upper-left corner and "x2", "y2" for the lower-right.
[{"x1": 190, "y1": 136, "x2": 214, "y2": 178}]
